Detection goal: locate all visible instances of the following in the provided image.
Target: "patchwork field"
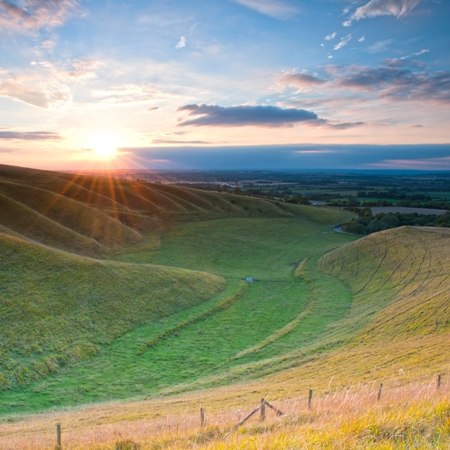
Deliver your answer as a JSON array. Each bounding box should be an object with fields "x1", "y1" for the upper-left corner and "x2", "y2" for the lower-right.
[{"x1": 0, "y1": 165, "x2": 448, "y2": 448}]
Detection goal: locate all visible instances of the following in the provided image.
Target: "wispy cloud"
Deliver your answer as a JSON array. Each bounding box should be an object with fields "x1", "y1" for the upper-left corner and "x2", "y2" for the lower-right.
[
  {"x1": 92, "y1": 84, "x2": 160, "y2": 104},
  {"x1": 337, "y1": 64, "x2": 450, "y2": 103},
  {"x1": 344, "y1": 0, "x2": 422, "y2": 26},
  {"x1": 0, "y1": 130, "x2": 61, "y2": 140},
  {"x1": 367, "y1": 39, "x2": 393, "y2": 53},
  {"x1": 178, "y1": 104, "x2": 319, "y2": 127},
  {"x1": 327, "y1": 121, "x2": 365, "y2": 130},
  {"x1": 175, "y1": 35, "x2": 186, "y2": 49},
  {"x1": 0, "y1": 76, "x2": 71, "y2": 108},
  {"x1": 0, "y1": 0, "x2": 80, "y2": 33},
  {"x1": 151, "y1": 138, "x2": 212, "y2": 145},
  {"x1": 390, "y1": 48, "x2": 430, "y2": 63},
  {"x1": 334, "y1": 34, "x2": 352, "y2": 50},
  {"x1": 325, "y1": 32, "x2": 337, "y2": 41},
  {"x1": 278, "y1": 71, "x2": 327, "y2": 89},
  {"x1": 234, "y1": 0, "x2": 299, "y2": 19}
]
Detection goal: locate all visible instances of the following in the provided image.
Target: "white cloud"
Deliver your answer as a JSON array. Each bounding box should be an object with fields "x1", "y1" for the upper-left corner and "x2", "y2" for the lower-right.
[
  {"x1": 334, "y1": 34, "x2": 352, "y2": 51},
  {"x1": 175, "y1": 36, "x2": 187, "y2": 49},
  {"x1": 358, "y1": 36, "x2": 366, "y2": 43},
  {"x1": 325, "y1": 32, "x2": 337, "y2": 41},
  {"x1": 92, "y1": 84, "x2": 160, "y2": 104},
  {"x1": 0, "y1": 57, "x2": 103, "y2": 109},
  {"x1": 234, "y1": 0, "x2": 299, "y2": 19},
  {"x1": 0, "y1": 77, "x2": 71, "y2": 109},
  {"x1": 345, "y1": 0, "x2": 422, "y2": 26}
]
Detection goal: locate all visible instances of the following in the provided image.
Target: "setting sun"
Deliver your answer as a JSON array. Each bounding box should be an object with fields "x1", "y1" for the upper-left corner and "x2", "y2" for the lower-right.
[{"x1": 86, "y1": 132, "x2": 121, "y2": 161}]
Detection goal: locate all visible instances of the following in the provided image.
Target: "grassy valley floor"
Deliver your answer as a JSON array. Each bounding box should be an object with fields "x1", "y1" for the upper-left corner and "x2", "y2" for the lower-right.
[{"x1": 0, "y1": 216, "x2": 356, "y2": 414}]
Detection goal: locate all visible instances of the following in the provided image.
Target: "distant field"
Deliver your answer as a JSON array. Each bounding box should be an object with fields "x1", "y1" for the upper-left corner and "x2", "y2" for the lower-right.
[{"x1": 370, "y1": 206, "x2": 448, "y2": 215}]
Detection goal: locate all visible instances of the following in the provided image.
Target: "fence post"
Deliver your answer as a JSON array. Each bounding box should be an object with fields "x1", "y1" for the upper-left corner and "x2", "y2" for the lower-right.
[
  {"x1": 55, "y1": 423, "x2": 62, "y2": 450},
  {"x1": 200, "y1": 407, "x2": 205, "y2": 427},
  {"x1": 308, "y1": 389, "x2": 313, "y2": 410},
  {"x1": 260, "y1": 398, "x2": 265, "y2": 422},
  {"x1": 437, "y1": 374, "x2": 442, "y2": 390},
  {"x1": 377, "y1": 383, "x2": 383, "y2": 401}
]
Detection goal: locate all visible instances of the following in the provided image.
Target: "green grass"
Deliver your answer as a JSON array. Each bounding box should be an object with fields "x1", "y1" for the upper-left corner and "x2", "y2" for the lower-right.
[
  {"x1": 0, "y1": 232, "x2": 224, "y2": 393},
  {"x1": 1, "y1": 164, "x2": 448, "y2": 425},
  {"x1": 0, "y1": 214, "x2": 356, "y2": 414}
]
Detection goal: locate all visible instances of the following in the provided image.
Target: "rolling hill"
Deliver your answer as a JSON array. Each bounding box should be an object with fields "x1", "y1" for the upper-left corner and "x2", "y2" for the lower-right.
[
  {"x1": 0, "y1": 231, "x2": 224, "y2": 390},
  {"x1": 0, "y1": 164, "x2": 322, "y2": 256},
  {"x1": 0, "y1": 164, "x2": 448, "y2": 449}
]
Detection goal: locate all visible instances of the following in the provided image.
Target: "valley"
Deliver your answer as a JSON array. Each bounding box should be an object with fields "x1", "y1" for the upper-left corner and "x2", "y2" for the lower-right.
[{"x1": 0, "y1": 165, "x2": 448, "y2": 448}]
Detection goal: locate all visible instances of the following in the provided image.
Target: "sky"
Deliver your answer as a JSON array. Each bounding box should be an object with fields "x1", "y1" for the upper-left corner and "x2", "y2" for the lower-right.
[{"x1": 0, "y1": 0, "x2": 449, "y2": 170}]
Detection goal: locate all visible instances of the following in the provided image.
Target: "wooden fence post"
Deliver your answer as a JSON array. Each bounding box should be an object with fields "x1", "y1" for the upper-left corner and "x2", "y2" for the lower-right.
[
  {"x1": 200, "y1": 407, "x2": 205, "y2": 427},
  {"x1": 55, "y1": 423, "x2": 62, "y2": 450},
  {"x1": 260, "y1": 398, "x2": 266, "y2": 422},
  {"x1": 235, "y1": 405, "x2": 261, "y2": 428},
  {"x1": 377, "y1": 383, "x2": 383, "y2": 401},
  {"x1": 264, "y1": 400, "x2": 284, "y2": 417},
  {"x1": 308, "y1": 389, "x2": 313, "y2": 410},
  {"x1": 437, "y1": 374, "x2": 442, "y2": 390}
]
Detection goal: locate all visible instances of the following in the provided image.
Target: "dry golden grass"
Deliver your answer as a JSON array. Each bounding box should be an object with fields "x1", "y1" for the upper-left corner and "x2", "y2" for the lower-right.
[{"x1": 0, "y1": 376, "x2": 447, "y2": 449}]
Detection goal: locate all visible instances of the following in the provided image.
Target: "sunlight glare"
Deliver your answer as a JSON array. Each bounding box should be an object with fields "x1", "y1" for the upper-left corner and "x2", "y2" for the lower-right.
[{"x1": 87, "y1": 132, "x2": 122, "y2": 161}]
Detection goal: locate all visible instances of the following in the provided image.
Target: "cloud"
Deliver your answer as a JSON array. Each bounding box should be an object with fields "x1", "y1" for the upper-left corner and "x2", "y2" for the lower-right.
[
  {"x1": 92, "y1": 84, "x2": 160, "y2": 104},
  {"x1": 337, "y1": 65, "x2": 450, "y2": 103},
  {"x1": 387, "y1": 48, "x2": 430, "y2": 65},
  {"x1": 358, "y1": 36, "x2": 366, "y2": 43},
  {"x1": 178, "y1": 104, "x2": 319, "y2": 127},
  {"x1": 327, "y1": 121, "x2": 366, "y2": 130},
  {"x1": 334, "y1": 34, "x2": 352, "y2": 50},
  {"x1": 151, "y1": 138, "x2": 212, "y2": 145},
  {"x1": 0, "y1": 130, "x2": 61, "y2": 140},
  {"x1": 367, "y1": 39, "x2": 393, "y2": 53},
  {"x1": 278, "y1": 72, "x2": 327, "y2": 89},
  {"x1": 234, "y1": 0, "x2": 299, "y2": 19},
  {"x1": 0, "y1": 77, "x2": 71, "y2": 108},
  {"x1": 64, "y1": 59, "x2": 101, "y2": 80},
  {"x1": 325, "y1": 32, "x2": 337, "y2": 41},
  {"x1": 175, "y1": 35, "x2": 186, "y2": 49},
  {"x1": 0, "y1": 0, "x2": 79, "y2": 33},
  {"x1": 0, "y1": 57, "x2": 102, "y2": 108},
  {"x1": 111, "y1": 144, "x2": 450, "y2": 170},
  {"x1": 344, "y1": 0, "x2": 421, "y2": 26}
]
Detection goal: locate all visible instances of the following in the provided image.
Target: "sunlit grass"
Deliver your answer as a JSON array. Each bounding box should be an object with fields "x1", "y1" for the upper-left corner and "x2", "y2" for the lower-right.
[{"x1": 0, "y1": 378, "x2": 447, "y2": 449}]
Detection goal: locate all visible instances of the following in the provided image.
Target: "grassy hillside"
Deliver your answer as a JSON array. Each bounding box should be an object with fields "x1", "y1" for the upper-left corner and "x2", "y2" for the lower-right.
[
  {"x1": 318, "y1": 226, "x2": 449, "y2": 342},
  {"x1": 0, "y1": 232, "x2": 224, "y2": 391},
  {"x1": 0, "y1": 215, "x2": 356, "y2": 413},
  {"x1": 0, "y1": 164, "x2": 324, "y2": 256},
  {"x1": 0, "y1": 162, "x2": 448, "y2": 450}
]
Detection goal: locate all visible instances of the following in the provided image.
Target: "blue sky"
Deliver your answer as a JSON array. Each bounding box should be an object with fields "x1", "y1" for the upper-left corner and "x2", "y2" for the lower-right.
[{"x1": 0, "y1": 0, "x2": 449, "y2": 170}]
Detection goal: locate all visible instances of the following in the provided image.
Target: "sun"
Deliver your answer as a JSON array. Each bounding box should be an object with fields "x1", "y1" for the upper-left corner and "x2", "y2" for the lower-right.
[{"x1": 87, "y1": 132, "x2": 121, "y2": 161}]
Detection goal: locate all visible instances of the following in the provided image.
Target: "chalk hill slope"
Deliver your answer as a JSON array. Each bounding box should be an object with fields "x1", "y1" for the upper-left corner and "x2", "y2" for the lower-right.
[
  {"x1": 0, "y1": 165, "x2": 448, "y2": 417},
  {"x1": 0, "y1": 164, "x2": 321, "y2": 256},
  {"x1": 0, "y1": 232, "x2": 224, "y2": 389},
  {"x1": 270, "y1": 226, "x2": 450, "y2": 387}
]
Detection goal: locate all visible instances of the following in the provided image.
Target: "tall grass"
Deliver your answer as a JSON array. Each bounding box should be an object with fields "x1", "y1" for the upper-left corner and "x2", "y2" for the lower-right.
[{"x1": 0, "y1": 377, "x2": 447, "y2": 449}]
